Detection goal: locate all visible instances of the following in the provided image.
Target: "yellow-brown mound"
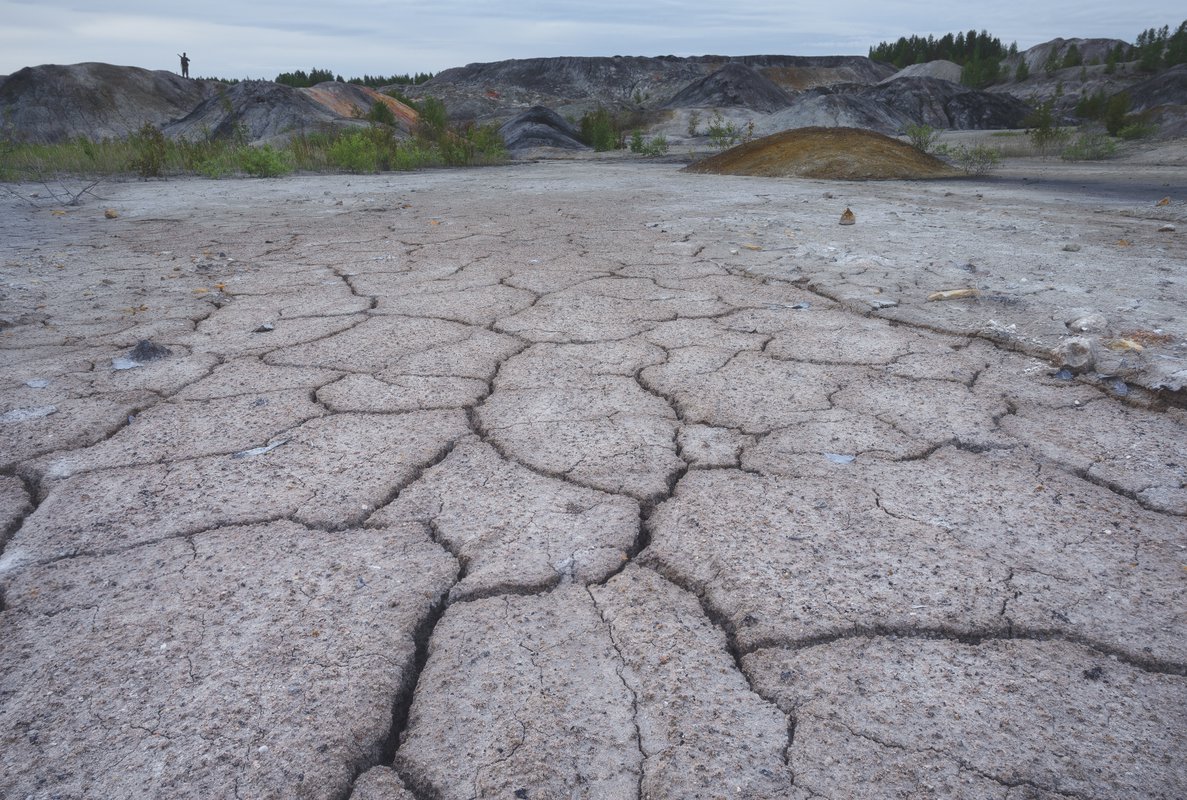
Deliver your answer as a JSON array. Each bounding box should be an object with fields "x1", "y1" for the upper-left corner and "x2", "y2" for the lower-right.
[{"x1": 684, "y1": 126, "x2": 959, "y2": 180}]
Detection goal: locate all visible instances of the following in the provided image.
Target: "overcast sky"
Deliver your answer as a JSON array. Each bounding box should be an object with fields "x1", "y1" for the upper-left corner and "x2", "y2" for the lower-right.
[{"x1": 1, "y1": 1, "x2": 1182, "y2": 79}]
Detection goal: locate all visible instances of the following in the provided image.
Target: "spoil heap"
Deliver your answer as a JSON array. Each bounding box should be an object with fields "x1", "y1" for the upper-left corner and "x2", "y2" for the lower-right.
[{"x1": 684, "y1": 126, "x2": 959, "y2": 180}]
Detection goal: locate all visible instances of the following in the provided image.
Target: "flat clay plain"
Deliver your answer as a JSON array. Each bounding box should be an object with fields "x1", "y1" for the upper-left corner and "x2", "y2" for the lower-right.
[{"x1": 1, "y1": 145, "x2": 1186, "y2": 800}]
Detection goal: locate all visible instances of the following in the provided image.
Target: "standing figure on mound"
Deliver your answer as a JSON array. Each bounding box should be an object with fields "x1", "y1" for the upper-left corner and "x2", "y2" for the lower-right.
[{"x1": 178, "y1": 52, "x2": 190, "y2": 78}]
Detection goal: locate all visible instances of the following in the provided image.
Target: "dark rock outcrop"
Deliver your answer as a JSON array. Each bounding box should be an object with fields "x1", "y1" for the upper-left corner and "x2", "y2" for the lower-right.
[
  {"x1": 862, "y1": 77, "x2": 1031, "y2": 129},
  {"x1": 664, "y1": 63, "x2": 794, "y2": 113},
  {"x1": 498, "y1": 106, "x2": 589, "y2": 151},
  {"x1": 0, "y1": 62, "x2": 220, "y2": 143}
]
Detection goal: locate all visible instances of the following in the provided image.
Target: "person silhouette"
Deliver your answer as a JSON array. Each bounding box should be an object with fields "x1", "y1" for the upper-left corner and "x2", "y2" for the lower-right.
[{"x1": 178, "y1": 52, "x2": 190, "y2": 78}]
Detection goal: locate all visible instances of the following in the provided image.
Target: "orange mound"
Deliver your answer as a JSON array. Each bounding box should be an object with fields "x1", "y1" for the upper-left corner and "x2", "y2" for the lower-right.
[{"x1": 684, "y1": 126, "x2": 959, "y2": 180}]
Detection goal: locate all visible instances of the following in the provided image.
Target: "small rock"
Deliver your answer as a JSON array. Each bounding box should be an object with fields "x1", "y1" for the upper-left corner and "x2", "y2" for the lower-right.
[
  {"x1": 104, "y1": 208, "x2": 119, "y2": 219},
  {"x1": 824, "y1": 453, "x2": 856, "y2": 465},
  {"x1": 253, "y1": 322, "x2": 276, "y2": 333},
  {"x1": 1158, "y1": 224, "x2": 1175, "y2": 233},
  {"x1": 1051, "y1": 337, "x2": 1097, "y2": 373},
  {"x1": 1066, "y1": 314, "x2": 1107, "y2": 334},
  {"x1": 0, "y1": 405, "x2": 58, "y2": 423},
  {"x1": 24, "y1": 379, "x2": 50, "y2": 389},
  {"x1": 839, "y1": 208, "x2": 855, "y2": 226},
  {"x1": 128, "y1": 340, "x2": 172, "y2": 362},
  {"x1": 1156, "y1": 196, "x2": 1170, "y2": 206},
  {"x1": 1062, "y1": 243, "x2": 1081, "y2": 252}
]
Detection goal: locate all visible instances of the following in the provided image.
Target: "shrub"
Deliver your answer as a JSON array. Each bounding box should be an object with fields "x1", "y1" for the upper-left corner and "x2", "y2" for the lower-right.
[
  {"x1": 239, "y1": 144, "x2": 294, "y2": 176},
  {"x1": 629, "y1": 129, "x2": 646, "y2": 153},
  {"x1": 641, "y1": 134, "x2": 669, "y2": 156},
  {"x1": 706, "y1": 110, "x2": 740, "y2": 151},
  {"x1": 1024, "y1": 98, "x2": 1070, "y2": 156},
  {"x1": 579, "y1": 107, "x2": 619, "y2": 151},
  {"x1": 687, "y1": 110, "x2": 701, "y2": 137},
  {"x1": 128, "y1": 123, "x2": 167, "y2": 177},
  {"x1": 1117, "y1": 120, "x2": 1157, "y2": 140},
  {"x1": 367, "y1": 100, "x2": 398, "y2": 127},
  {"x1": 937, "y1": 143, "x2": 1002, "y2": 175},
  {"x1": 904, "y1": 123, "x2": 940, "y2": 153},
  {"x1": 1061, "y1": 132, "x2": 1116, "y2": 160},
  {"x1": 328, "y1": 130, "x2": 381, "y2": 172}
]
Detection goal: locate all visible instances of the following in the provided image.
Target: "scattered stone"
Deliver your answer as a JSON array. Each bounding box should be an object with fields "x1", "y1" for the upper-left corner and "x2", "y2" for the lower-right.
[
  {"x1": 23, "y1": 379, "x2": 49, "y2": 389},
  {"x1": 1062, "y1": 242, "x2": 1082, "y2": 251},
  {"x1": 1051, "y1": 337, "x2": 1097, "y2": 373},
  {"x1": 104, "y1": 208, "x2": 119, "y2": 219},
  {"x1": 1158, "y1": 224, "x2": 1176, "y2": 232},
  {"x1": 253, "y1": 322, "x2": 275, "y2": 332},
  {"x1": 839, "y1": 207, "x2": 856, "y2": 225}
]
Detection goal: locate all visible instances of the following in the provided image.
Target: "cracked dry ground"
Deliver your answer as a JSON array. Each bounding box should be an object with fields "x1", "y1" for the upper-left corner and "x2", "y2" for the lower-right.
[{"x1": 1, "y1": 162, "x2": 1185, "y2": 800}]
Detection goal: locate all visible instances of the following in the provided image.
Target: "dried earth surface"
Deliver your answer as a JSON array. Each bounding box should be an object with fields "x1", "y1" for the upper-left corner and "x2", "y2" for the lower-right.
[{"x1": 1, "y1": 150, "x2": 1185, "y2": 799}]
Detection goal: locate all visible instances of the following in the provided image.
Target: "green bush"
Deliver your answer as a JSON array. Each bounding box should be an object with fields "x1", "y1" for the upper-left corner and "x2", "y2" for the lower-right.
[
  {"x1": 367, "y1": 100, "x2": 398, "y2": 127},
  {"x1": 937, "y1": 143, "x2": 1002, "y2": 175},
  {"x1": 687, "y1": 110, "x2": 701, "y2": 137},
  {"x1": 128, "y1": 123, "x2": 167, "y2": 177},
  {"x1": 579, "y1": 107, "x2": 620, "y2": 151},
  {"x1": 642, "y1": 133, "x2": 669, "y2": 156},
  {"x1": 706, "y1": 110, "x2": 740, "y2": 151},
  {"x1": 1117, "y1": 120, "x2": 1157, "y2": 140},
  {"x1": 629, "y1": 129, "x2": 646, "y2": 153},
  {"x1": 1061, "y1": 132, "x2": 1116, "y2": 160},
  {"x1": 328, "y1": 130, "x2": 381, "y2": 172},
  {"x1": 1024, "y1": 98, "x2": 1070, "y2": 155},
  {"x1": 239, "y1": 144, "x2": 294, "y2": 176},
  {"x1": 904, "y1": 123, "x2": 940, "y2": 153}
]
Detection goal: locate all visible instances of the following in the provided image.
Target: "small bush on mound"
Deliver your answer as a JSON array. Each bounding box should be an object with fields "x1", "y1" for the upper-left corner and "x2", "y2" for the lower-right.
[
  {"x1": 1061, "y1": 132, "x2": 1117, "y2": 161},
  {"x1": 904, "y1": 123, "x2": 940, "y2": 153},
  {"x1": 328, "y1": 130, "x2": 382, "y2": 172}
]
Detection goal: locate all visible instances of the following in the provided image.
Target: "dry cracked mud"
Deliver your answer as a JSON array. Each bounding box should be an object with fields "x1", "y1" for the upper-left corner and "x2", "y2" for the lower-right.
[{"x1": 1, "y1": 157, "x2": 1185, "y2": 799}]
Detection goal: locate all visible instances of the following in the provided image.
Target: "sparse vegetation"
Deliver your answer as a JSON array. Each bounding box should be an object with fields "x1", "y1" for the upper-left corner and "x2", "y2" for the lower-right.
[
  {"x1": 1061, "y1": 132, "x2": 1116, "y2": 160},
  {"x1": 934, "y1": 142, "x2": 1002, "y2": 175},
  {"x1": 0, "y1": 102, "x2": 504, "y2": 181},
  {"x1": 687, "y1": 110, "x2": 701, "y2": 137},
  {"x1": 1024, "y1": 98, "x2": 1071, "y2": 156}
]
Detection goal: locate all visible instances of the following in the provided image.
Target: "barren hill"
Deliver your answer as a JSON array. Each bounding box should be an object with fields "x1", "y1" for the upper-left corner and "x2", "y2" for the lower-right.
[
  {"x1": 400, "y1": 55, "x2": 894, "y2": 122},
  {"x1": 0, "y1": 62, "x2": 220, "y2": 143}
]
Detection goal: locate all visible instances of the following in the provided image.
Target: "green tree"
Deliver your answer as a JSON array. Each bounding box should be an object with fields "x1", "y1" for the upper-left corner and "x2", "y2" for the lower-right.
[
  {"x1": 1104, "y1": 92, "x2": 1131, "y2": 135},
  {"x1": 1015, "y1": 59, "x2": 1030, "y2": 81},
  {"x1": 1062, "y1": 43, "x2": 1083, "y2": 68}
]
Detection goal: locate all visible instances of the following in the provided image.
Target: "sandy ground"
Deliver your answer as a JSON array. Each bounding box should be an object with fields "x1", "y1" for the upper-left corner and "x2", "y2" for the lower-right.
[{"x1": 1, "y1": 153, "x2": 1185, "y2": 799}]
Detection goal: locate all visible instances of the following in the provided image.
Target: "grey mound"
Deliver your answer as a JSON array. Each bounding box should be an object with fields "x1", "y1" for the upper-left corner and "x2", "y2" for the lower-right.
[
  {"x1": 664, "y1": 62, "x2": 795, "y2": 113},
  {"x1": 498, "y1": 105, "x2": 590, "y2": 151}
]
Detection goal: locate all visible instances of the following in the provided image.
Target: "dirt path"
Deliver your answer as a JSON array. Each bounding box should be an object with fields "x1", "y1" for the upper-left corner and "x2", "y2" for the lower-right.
[{"x1": 1, "y1": 161, "x2": 1185, "y2": 799}]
